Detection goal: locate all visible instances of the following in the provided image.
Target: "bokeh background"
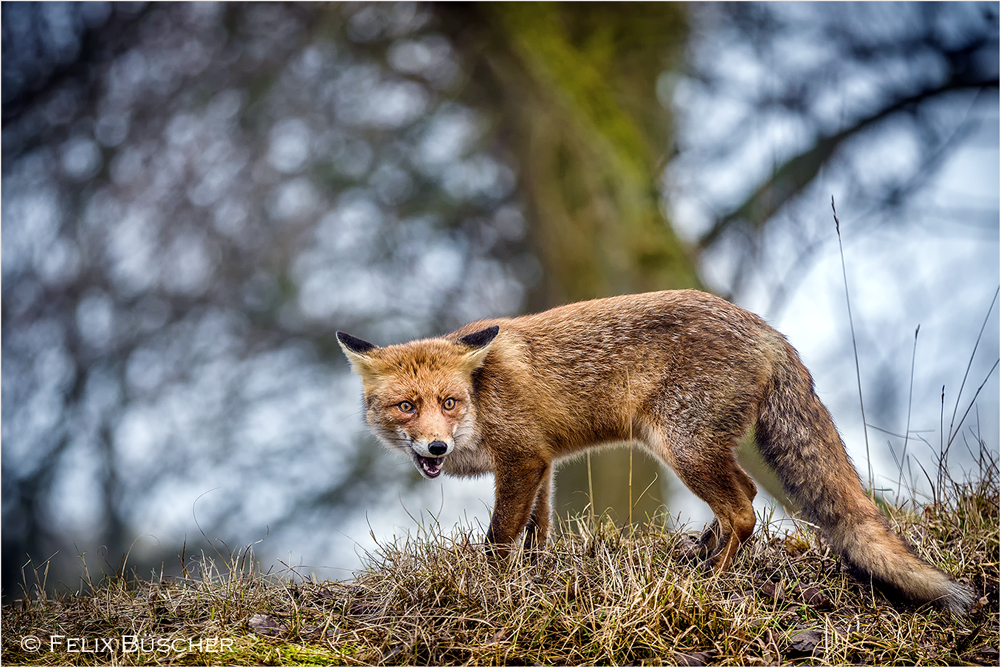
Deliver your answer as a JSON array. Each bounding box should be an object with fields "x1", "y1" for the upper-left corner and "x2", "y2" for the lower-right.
[{"x1": 3, "y1": 2, "x2": 997, "y2": 597}]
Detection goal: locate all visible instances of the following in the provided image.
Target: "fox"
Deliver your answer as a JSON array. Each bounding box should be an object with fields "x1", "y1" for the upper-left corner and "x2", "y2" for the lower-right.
[{"x1": 336, "y1": 289, "x2": 974, "y2": 614}]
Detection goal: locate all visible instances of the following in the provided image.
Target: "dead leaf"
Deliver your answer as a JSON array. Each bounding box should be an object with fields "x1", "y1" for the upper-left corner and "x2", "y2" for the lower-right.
[
  {"x1": 673, "y1": 649, "x2": 719, "y2": 666},
  {"x1": 796, "y1": 584, "x2": 832, "y2": 610},
  {"x1": 757, "y1": 580, "x2": 785, "y2": 602},
  {"x1": 487, "y1": 628, "x2": 507, "y2": 645},
  {"x1": 786, "y1": 629, "x2": 821, "y2": 657},
  {"x1": 249, "y1": 613, "x2": 285, "y2": 637}
]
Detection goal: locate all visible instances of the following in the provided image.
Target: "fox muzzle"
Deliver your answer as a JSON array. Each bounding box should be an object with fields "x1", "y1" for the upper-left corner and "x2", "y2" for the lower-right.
[
  {"x1": 407, "y1": 437, "x2": 453, "y2": 479},
  {"x1": 411, "y1": 437, "x2": 453, "y2": 458}
]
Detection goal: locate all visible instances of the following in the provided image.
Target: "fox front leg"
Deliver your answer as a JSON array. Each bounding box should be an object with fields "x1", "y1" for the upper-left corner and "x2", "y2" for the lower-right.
[
  {"x1": 486, "y1": 460, "x2": 551, "y2": 556},
  {"x1": 523, "y1": 464, "x2": 554, "y2": 551}
]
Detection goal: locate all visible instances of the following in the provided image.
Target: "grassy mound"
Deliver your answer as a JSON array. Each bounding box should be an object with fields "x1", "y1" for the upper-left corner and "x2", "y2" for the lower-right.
[{"x1": 3, "y1": 455, "x2": 997, "y2": 666}]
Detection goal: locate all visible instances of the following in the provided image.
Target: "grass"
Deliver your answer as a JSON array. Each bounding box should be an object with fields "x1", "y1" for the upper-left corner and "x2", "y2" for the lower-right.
[{"x1": 2, "y1": 444, "x2": 997, "y2": 666}]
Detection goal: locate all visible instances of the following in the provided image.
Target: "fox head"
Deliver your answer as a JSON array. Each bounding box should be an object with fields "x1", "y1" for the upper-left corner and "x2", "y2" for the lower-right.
[{"x1": 336, "y1": 325, "x2": 499, "y2": 479}]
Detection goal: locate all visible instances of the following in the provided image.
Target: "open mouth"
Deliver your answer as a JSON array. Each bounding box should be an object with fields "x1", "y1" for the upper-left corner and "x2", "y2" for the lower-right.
[{"x1": 415, "y1": 455, "x2": 445, "y2": 479}]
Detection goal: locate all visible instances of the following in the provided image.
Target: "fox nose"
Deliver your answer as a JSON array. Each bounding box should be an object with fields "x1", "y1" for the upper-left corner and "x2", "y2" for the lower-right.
[{"x1": 428, "y1": 440, "x2": 448, "y2": 456}]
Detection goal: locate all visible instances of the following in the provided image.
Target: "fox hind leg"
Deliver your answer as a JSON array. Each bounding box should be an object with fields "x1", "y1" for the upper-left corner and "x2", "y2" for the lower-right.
[
  {"x1": 685, "y1": 459, "x2": 756, "y2": 571},
  {"x1": 695, "y1": 458, "x2": 756, "y2": 571},
  {"x1": 646, "y1": 429, "x2": 757, "y2": 571}
]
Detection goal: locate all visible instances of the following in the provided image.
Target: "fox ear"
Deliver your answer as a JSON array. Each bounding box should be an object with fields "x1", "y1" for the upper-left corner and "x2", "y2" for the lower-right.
[
  {"x1": 337, "y1": 331, "x2": 379, "y2": 381},
  {"x1": 457, "y1": 325, "x2": 499, "y2": 373},
  {"x1": 337, "y1": 331, "x2": 376, "y2": 355},
  {"x1": 458, "y1": 325, "x2": 499, "y2": 349}
]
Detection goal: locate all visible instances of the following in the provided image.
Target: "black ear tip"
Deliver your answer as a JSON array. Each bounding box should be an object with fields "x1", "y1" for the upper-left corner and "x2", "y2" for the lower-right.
[
  {"x1": 337, "y1": 331, "x2": 377, "y2": 354},
  {"x1": 458, "y1": 325, "x2": 500, "y2": 349}
]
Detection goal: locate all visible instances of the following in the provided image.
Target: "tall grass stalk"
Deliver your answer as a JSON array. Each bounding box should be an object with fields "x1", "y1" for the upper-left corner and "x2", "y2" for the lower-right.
[{"x1": 831, "y1": 196, "x2": 873, "y2": 490}]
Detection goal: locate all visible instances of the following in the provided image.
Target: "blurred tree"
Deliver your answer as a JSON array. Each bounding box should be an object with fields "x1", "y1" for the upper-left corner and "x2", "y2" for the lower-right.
[
  {"x1": 441, "y1": 2, "x2": 699, "y2": 526},
  {"x1": 460, "y1": 3, "x2": 696, "y2": 305},
  {"x1": 2, "y1": 1, "x2": 696, "y2": 594}
]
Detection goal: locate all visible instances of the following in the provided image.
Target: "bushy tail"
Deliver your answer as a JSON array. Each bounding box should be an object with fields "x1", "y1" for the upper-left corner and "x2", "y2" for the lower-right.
[{"x1": 754, "y1": 340, "x2": 974, "y2": 614}]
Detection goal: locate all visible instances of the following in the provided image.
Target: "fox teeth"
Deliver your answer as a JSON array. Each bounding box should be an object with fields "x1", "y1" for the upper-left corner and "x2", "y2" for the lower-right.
[{"x1": 416, "y1": 455, "x2": 444, "y2": 478}]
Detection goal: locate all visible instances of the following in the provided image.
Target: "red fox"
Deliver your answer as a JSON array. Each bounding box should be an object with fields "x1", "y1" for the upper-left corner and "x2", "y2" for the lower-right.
[{"x1": 337, "y1": 290, "x2": 973, "y2": 613}]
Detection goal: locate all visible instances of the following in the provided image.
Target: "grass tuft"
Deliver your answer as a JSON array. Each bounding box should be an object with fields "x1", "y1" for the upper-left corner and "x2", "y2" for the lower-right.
[{"x1": 3, "y1": 449, "x2": 998, "y2": 666}]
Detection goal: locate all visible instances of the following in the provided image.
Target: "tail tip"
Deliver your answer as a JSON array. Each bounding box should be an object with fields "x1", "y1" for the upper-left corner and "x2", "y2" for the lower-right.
[{"x1": 940, "y1": 582, "x2": 976, "y2": 615}]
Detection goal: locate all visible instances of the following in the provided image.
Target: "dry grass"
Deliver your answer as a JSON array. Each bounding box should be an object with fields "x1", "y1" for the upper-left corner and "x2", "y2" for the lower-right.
[{"x1": 3, "y1": 451, "x2": 997, "y2": 666}]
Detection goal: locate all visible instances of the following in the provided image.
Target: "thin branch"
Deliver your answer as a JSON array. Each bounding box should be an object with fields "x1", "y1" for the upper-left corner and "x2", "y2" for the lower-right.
[{"x1": 698, "y1": 74, "x2": 999, "y2": 251}]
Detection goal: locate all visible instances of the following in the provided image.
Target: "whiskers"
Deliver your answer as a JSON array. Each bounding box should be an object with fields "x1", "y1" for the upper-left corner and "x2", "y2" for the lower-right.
[{"x1": 373, "y1": 429, "x2": 414, "y2": 454}]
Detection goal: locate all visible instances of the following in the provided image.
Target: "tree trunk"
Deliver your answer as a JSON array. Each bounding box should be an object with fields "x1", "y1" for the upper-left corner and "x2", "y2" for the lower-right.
[{"x1": 447, "y1": 3, "x2": 700, "y2": 527}]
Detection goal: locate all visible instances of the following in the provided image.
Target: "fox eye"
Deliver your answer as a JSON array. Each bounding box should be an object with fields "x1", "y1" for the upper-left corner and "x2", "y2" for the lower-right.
[
  {"x1": 443, "y1": 398, "x2": 456, "y2": 410},
  {"x1": 398, "y1": 401, "x2": 415, "y2": 413}
]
